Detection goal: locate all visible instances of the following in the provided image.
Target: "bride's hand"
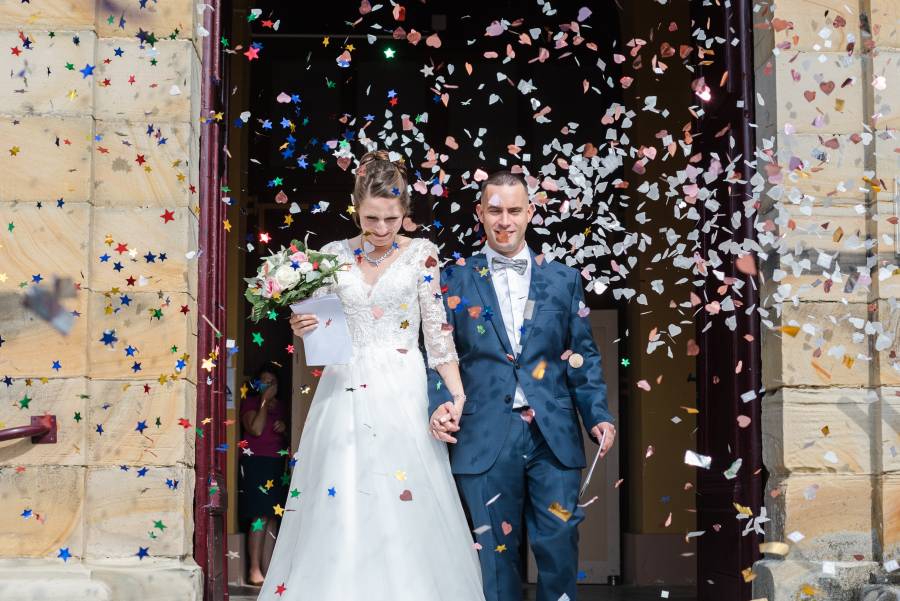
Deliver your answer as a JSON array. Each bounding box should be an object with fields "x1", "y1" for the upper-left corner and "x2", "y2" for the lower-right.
[
  {"x1": 429, "y1": 402, "x2": 459, "y2": 444},
  {"x1": 289, "y1": 313, "x2": 318, "y2": 337}
]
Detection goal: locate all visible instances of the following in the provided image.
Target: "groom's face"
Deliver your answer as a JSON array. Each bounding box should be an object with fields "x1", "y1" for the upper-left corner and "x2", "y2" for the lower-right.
[{"x1": 477, "y1": 183, "x2": 534, "y2": 257}]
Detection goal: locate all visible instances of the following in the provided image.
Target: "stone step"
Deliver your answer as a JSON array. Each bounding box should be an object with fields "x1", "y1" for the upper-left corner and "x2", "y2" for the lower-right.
[
  {"x1": 0, "y1": 561, "x2": 110, "y2": 601},
  {"x1": 860, "y1": 584, "x2": 900, "y2": 601}
]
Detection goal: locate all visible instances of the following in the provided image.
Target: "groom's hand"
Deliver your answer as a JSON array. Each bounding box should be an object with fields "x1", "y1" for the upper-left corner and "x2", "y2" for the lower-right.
[
  {"x1": 429, "y1": 402, "x2": 460, "y2": 444},
  {"x1": 591, "y1": 422, "x2": 616, "y2": 458}
]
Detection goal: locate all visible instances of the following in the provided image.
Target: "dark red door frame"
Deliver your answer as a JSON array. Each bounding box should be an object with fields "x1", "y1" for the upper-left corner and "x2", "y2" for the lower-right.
[
  {"x1": 692, "y1": 1, "x2": 763, "y2": 600},
  {"x1": 195, "y1": 1, "x2": 229, "y2": 600}
]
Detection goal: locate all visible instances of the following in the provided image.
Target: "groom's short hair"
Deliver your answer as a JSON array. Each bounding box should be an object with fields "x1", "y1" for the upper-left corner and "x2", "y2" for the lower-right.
[{"x1": 479, "y1": 170, "x2": 528, "y2": 203}]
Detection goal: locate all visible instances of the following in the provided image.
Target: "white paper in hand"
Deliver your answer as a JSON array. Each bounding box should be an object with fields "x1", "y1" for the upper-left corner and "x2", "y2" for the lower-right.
[
  {"x1": 578, "y1": 429, "x2": 607, "y2": 499},
  {"x1": 290, "y1": 294, "x2": 352, "y2": 365}
]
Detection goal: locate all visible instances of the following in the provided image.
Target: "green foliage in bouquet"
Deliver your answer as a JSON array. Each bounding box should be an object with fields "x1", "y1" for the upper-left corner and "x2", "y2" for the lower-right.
[{"x1": 244, "y1": 240, "x2": 345, "y2": 323}]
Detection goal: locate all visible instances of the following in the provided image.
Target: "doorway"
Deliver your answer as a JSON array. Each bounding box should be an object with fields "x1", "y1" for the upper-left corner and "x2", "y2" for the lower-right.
[{"x1": 196, "y1": 1, "x2": 763, "y2": 600}]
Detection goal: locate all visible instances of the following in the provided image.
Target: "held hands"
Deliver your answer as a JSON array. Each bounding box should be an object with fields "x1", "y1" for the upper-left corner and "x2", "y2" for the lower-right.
[
  {"x1": 289, "y1": 313, "x2": 318, "y2": 337},
  {"x1": 591, "y1": 422, "x2": 616, "y2": 458},
  {"x1": 428, "y1": 401, "x2": 462, "y2": 444}
]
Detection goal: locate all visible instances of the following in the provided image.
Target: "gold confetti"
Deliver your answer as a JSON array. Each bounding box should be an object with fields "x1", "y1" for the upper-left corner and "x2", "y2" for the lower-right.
[
  {"x1": 780, "y1": 325, "x2": 800, "y2": 337},
  {"x1": 548, "y1": 502, "x2": 572, "y2": 522},
  {"x1": 759, "y1": 542, "x2": 790, "y2": 556},
  {"x1": 733, "y1": 502, "x2": 753, "y2": 516},
  {"x1": 531, "y1": 359, "x2": 547, "y2": 380},
  {"x1": 741, "y1": 567, "x2": 756, "y2": 583},
  {"x1": 821, "y1": 425, "x2": 830, "y2": 437}
]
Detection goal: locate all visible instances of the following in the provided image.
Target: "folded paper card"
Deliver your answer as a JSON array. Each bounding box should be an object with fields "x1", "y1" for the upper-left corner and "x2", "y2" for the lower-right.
[{"x1": 290, "y1": 294, "x2": 352, "y2": 365}]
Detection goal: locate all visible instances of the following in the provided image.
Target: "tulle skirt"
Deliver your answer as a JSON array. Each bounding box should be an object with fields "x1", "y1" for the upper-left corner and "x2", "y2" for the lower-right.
[{"x1": 257, "y1": 346, "x2": 485, "y2": 601}]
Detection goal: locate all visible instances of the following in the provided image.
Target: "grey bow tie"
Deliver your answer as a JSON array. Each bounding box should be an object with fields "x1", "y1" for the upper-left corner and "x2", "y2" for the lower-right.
[{"x1": 491, "y1": 256, "x2": 528, "y2": 276}]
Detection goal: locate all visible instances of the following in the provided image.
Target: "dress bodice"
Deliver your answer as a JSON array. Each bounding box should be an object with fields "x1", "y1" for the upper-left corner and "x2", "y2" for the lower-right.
[{"x1": 316, "y1": 238, "x2": 458, "y2": 368}]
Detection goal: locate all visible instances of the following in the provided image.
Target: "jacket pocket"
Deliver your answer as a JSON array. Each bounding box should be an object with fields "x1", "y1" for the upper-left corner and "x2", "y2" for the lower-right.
[{"x1": 552, "y1": 395, "x2": 576, "y2": 411}]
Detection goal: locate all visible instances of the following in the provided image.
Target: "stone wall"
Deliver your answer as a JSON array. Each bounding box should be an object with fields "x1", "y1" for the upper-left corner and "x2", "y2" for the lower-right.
[
  {"x1": 753, "y1": 0, "x2": 899, "y2": 599},
  {"x1": 0, "y1": 1, "x2": 201, "y2": 600}
]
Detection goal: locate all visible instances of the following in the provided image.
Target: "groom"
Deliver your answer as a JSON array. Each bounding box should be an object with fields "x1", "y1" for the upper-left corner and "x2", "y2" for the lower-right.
[{"x1": 428, "y1": 170, "x2": 616, "y2": 601}]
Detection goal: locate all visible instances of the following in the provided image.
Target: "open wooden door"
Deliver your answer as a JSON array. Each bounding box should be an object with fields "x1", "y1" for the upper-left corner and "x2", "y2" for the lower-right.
[{"x1": 690, "y1": 1, "x2": 764, "y2": 600}]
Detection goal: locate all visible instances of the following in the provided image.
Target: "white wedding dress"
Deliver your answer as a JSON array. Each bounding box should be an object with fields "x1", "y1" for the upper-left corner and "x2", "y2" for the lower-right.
[{"x1": 257, "y1": 238, "x2": 486, "y2": 601}]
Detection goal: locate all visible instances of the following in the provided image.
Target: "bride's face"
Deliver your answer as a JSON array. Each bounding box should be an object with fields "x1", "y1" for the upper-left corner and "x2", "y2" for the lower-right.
[{"x1": 358, "y1": 196, "x2": 405, "y2": 246}]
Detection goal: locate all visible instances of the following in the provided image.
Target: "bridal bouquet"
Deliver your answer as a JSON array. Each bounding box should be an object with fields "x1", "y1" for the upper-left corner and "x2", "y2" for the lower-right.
[{"x1": 244, "y1": 240, "x2": 345, "y2": 323}]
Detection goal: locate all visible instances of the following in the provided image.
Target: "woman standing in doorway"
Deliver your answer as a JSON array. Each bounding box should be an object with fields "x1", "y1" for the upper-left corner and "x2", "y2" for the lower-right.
[
  {"x1": 257, "y1": 150, "x2": 484, "y2": 600},
  {"x1": 239, "y1": 361, "x2": 290, "y2": 586}
]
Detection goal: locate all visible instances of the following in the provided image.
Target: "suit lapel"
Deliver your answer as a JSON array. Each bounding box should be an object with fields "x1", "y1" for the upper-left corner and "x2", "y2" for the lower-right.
[
  {"x1": 467, "y1": 253, "x2": 514, "y2": 357},
  {"x1": 516, "y1": 249, "x2": 547, "y2": 357}
]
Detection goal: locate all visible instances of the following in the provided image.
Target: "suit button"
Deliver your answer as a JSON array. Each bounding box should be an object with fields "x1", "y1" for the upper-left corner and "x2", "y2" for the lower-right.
[
  {"x1": 513, "y1": 362, "x2": 520, "y2": 370},
  {"x1": 504, "y1": 395, "x2": 512, "y2": 403}
]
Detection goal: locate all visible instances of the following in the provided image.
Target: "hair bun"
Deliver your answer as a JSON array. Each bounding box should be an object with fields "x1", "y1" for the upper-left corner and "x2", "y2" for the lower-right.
[{"x1": 358, "y1": 149, "x2": 408, "y2": 179}]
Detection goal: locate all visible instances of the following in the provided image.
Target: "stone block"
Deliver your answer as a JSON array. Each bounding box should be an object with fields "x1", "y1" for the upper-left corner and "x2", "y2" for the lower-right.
[
  {"x1": 0, "y1": 201, "x2": 90, "y2": 378},
  {"x1": 92, "y1": 120, "x2": 194, "y2": 208},
  {"x1": 874, "y1": 52, "x2": 900, "y2": 131},
  {"x1": 860, "y1": 584, "x2": 900, "y2": 601},
  {"x1": 83, "y1": 464, "x2": 194, "y2": 559},
  {"x1": 0, "y1": 2, "x2": 94, "y2": 29},
  {"x1": 775, "y1": 133, "x2": 867, "y2": 200},
  {"x1": 87, "y1": 558, "x2": 201, "y2": 601},
  {"x1": 882, "y1": 388, "x2": 900, "y2": 474},
  {"x1": 0, "y1": 200, "x2": 90, "y2": 284},
  {"x1": 874, "y1": 133, "x2": 897, "y2": 203},
  {"x1": 94, "y1": 40, "x2": 194, "y2": 121},
  {"x1": 878, "y1": 299, "x2": 900, "y2": 385},
  {"x1": 765, "y1": 473, "x2": 875, "y2": 560},
  {"x1": 86, "y1": 291, "x2": 194, "y2": 380},
  {"x1": 0, "y1": 378, "x2": 88, "y2": 466},
  {"x1": 0, "y1": 31, "x2": 95, "y2": 116},
  {"x1": 89, "y1": 206, "x2": 197, "y2": 294},
  {"x1": 95, "y1": 0, "x2": 194, "y2": 41},
  {"x1": 762, "y1": 387, "x2": 877, "y2": 475},
  {"x1": 0, "y1": 560, "x2": 111, "y2": 601},
  {"x1": 0, "y1": 465, "x2": 84, "y2": 557},
  {"x1": 872, "y1": 0, "x2": 900, "y2": 50},
  {"x1": 0, "y1": 290, "x2": 88, "y2": 379},
  {"x1": 761, "y1": 301, "x2": 871, "y2": 388},
  {"x1": 774, "y1": 52, "x2": 863, "y2": 134},
  {"x1": 86, "y1": 378, "x2": 195, "y2": 467},
  {"x1": 0, "y1": 115, "x2": 93, "y2": 202},
  {"x1": 772, "y1": 1, "x2": 860, "y2": 53},
  {"x1": 759, "y1": 203, "x2": 870, "y2": 305},
  {"x1": 884, "y1": 474, "x2": 900, "y2": 559},
  {"x1": 752, "y1": 558, "x2": 880, "y2": 601},
  {"x1": 875, "y1": 199, "x2": 900, "y2": 301}
]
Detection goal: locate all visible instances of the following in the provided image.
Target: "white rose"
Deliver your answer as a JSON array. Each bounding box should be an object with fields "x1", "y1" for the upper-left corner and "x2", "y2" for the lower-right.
[
  {"x1": 298, "y1": 261, "x2": 314, "y2": 274},
  {"x1": 273, "y1": 264, "x2": 302, "y2": 290}
]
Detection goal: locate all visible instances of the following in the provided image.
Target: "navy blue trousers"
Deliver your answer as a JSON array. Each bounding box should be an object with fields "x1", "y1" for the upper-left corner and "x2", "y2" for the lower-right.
[{"x1": 456, "y1": 410, "x2": 584, "y2": 601}]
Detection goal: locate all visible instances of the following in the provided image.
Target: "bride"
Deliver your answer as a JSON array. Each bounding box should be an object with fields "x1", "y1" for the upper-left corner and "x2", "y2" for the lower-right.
[{"x1": 257, "y1": 150, "x2": 486, "y2": 600}]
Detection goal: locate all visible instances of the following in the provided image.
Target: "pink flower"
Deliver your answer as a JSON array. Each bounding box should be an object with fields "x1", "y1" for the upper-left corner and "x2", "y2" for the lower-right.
[
  {"x1": 290, "y1": 251, "x2": 308, "y2": 264},
  {"x1": 262, "y1": 276, "x2": 283, "y2": 298}
]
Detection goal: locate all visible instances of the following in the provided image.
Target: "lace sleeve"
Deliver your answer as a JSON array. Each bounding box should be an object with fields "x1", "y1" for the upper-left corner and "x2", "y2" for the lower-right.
[{"x1": 416, "y1": 240, "x2": 459, "y2": 368}]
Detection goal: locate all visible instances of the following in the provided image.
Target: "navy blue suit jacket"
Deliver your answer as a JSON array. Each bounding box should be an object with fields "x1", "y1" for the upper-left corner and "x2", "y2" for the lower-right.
[{"x1": 427, "y1": 249, "x2": 613, "y2": 475}]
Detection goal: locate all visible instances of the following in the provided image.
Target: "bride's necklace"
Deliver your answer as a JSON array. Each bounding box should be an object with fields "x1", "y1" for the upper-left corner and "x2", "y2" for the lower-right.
[{"x1": 361, "y1": 238, "x2": 399, "y2": 267}]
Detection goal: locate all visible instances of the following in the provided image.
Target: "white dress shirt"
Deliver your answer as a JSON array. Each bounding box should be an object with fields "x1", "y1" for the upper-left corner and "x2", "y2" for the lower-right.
[{"x1": 483, "y1": 244, "x2": 531, "y2": 409}]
